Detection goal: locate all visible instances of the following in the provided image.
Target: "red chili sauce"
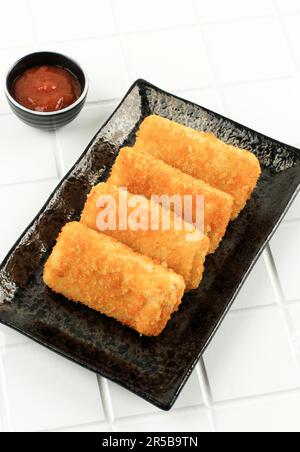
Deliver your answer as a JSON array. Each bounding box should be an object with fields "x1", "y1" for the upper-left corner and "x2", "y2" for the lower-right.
[{"x1": 12, "y1": 65, "x2": 82, "y2": 112}]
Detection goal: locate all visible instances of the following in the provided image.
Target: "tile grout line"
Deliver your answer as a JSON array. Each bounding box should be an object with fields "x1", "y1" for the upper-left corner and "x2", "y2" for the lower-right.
[
  {"x1": 264, "y1": 245, "x2": 292, "y2": 305},
  {"x1": 284, "y1": 298, "x2": 300, "y2": 306},
  {"x1": 207, "y1": 386, "x2": 300, "y2": 410},
  {"x1": 272, "y1": 0, "x2": 299, "y2": 81},
  {"x1": 191, "y1": 11, "x2": 274, "y2": 27},
  {"x1": 282, "y1": 10, "x2": 300, "y2": 17},
  {"x1": 114, "y1": 404, "x2": 208, "y2": 427},
  {"x1": 193, "y1": 4, "x2": 230, "y2": 117},
  {"x1": 0, "y1": 342, "x2": 35, "y2": 353},
  {"x1": 35, "y1": 31, "x2": 119, "y2": 48},
  {"x1": 264, "y1": 246, "x2": 300, "y2": 376},
  {"x1": 196, "y1": 359, "x2": 216, "y2": 432},
  {"x1": 40, "y1": 420, "x2": 111, "y2": 433},
  {"x1": 86, "y1": 98, "x2": 121, "y2": 108},
  {"x1": 220, "y1": 74, "x2": 293, "y2": 89},
  {"x1": 97, "y1": 376, "x2": 116, "y2": 432},
  {"x1": 0, "y1": 176, "x2": 58, "y2": 190},
  {"x1": 51, "y1": 131, "x2": 66, "y2": 179},
  {"x1": 173, "y1": 75, "x2": 294, "y2": 98},
  {"x1": 110, "y1": 0, "x2": 133, "y2": 85},
  {"x1": 229, "y1": 302, "x2": 279, "y2": 315},
  {"x1": 283, "y1": 217, "x2": 300, "y2": 225},
  {"x1": 186, "y1": 75, "x2": 294, "y2": 92},
  {"x1": 0, "y1": 111, "x2": 13, "y2": 118}
]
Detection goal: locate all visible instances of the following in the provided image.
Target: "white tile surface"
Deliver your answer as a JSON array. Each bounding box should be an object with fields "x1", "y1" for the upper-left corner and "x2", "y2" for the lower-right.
[
  {"x1": 204, "y1": 18, "x2": 292, "y2": 85},
  {"x1": 204, "y1": 309, "x2": 300, "y2": 402},
  {"x1": 0, "y1": 0, "x2": 299, "y2": 433},
  {"x1": 122, "y1": 28, "x2": 213, "y2": 91},
  {"x1": 0, "y1": 117, "x2": 57, "y2": 185},
  {"x1": 51, "y1": 37, "x2": 130, "y2": 102},
  {"x1": 0, "y1": 1, "x2": 34, "y2": 49},
  {"x1": 270, "y1": 222, "x2": 300, "y2": 301},
  {"x1": 113, "y1": 0, "x2": 196, "y2": 33},
  {"x1": 109, "y1": 370, "x2": 203, "y2": 419},
  {"x1": 0, "y1": 362, "x2": 9, "y2": 433},
  {"x1": 1, "y1": 344, "x2": 104, "y2": 431},
  {"x1": 195, "y1": 0, "x2": 273, "y2": 22},
  {"x1": 285, "y1": 193, "x2": 300, "y2": 221},
  {"x1": 288, "y1": 304, "x2": 300, "y2": 333},
  {"x1": 176, "y1": 88, "x2": 224, "y2": 113},
  {"x1": 53, "y1": 422, "x2": 111, "y2": 432},
  {"x1": 287, "y1": 304, "x2": 300, "y2": 361},
  {"x1": 276, "y1": 0, "x2": 300, "y2": 13},
  {"x1": 0, "y1": 324, "x2": 29, "y2": 348},
  {"x1": 116, "y1": 407, "x2": 212, "y2": 432},
  {"x1": 215, "y1": 394, "x2": 300, "y2": 432},
  {"x1": 287, "y1": 304, "x2": 300, "y2": 364},
  {"x1": 284, "y1": 15, "x2": 300, "y2": 71},
  {"x1": 57, "y1": 103, "x2": 117, "y2": 172},
  {"x1": 232, "y1": 255, "x2": 277, "y2": 310},
  {"x1": 30, "y1": 0, "x2": 116, "y2": 43},
  {"x1": 224, "y1": 79, "x2": 300, "y2": 145},
  {"x1": 0, "y1": 179, "x2": 58, "y2": 263}
]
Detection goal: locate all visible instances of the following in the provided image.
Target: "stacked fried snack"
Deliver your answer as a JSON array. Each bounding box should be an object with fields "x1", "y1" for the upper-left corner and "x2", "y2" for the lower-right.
[{"x1": 44, "y1": 115, "x2": 261, "y2": 336}]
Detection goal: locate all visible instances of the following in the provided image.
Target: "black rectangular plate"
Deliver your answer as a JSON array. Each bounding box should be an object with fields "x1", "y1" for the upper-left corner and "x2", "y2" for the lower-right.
[{"x1": 0, "y1": 80, "x2": 299, "y2": 410}]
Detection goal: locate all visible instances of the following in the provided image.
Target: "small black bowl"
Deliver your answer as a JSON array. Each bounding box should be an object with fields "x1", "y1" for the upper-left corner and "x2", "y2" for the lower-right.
[{"x1": 5, "y1": 51, "x2": 89, "y2": 130}]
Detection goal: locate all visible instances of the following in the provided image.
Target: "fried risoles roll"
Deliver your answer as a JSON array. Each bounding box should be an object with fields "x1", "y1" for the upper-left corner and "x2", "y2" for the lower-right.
[
  {"x1": 81, "y1": 182, "x2": 210, "y2": 291},
  {"x1": 108, "y1": 147, "x2": 233, "y2": 253},
  {"x1": 43, "y1": 222, "x2": 185, "y2": 336},
  {"x1": 134, "y1": 115, "x2": 261, "y2": 219}
]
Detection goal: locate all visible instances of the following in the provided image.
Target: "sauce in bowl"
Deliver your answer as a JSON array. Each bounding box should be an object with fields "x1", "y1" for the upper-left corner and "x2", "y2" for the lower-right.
[{"x1": 12, "y1": 65, "x2": 82, "y2": 112}]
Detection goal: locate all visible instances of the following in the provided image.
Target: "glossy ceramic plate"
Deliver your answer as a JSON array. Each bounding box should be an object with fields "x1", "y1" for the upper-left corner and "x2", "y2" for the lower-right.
[{"x1": 0, "y1": 79, "x2": 299, "y2": 410}]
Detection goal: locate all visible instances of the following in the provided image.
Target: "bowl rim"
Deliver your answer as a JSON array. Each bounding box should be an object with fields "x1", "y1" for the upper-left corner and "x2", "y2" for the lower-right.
[{"x1": 4, "y1": 51, "x2": 89, "y2": 116}]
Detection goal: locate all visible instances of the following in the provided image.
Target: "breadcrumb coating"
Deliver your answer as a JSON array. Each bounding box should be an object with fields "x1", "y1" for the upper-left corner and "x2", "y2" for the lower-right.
[
  {"x1": 108, "y1": 148, "x2": 233, "y2": 253},
  {"x1": 81, "y1": 182, "x2": 210, "y2": 290},
  {"x1": 135, "y1": 115, "x2": 261, "y2": 219},
  {"x1": 43, "y1": 222, "x2": 185, "y2": 336}
]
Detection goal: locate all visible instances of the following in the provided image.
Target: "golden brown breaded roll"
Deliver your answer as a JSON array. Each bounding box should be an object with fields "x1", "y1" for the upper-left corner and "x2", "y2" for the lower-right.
[
  {"x1": 108, "y1": 147, "x2": 233, "y2": 253},
  {"x1": 43, "y1": 222, "x2": 185, "y2": 336},
  {"x1": 134, "y1": 115, "x2": 261, "y2": 219},
  {"x1": 81, "y1": 182, "x2": 210, "y2": 291}
]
